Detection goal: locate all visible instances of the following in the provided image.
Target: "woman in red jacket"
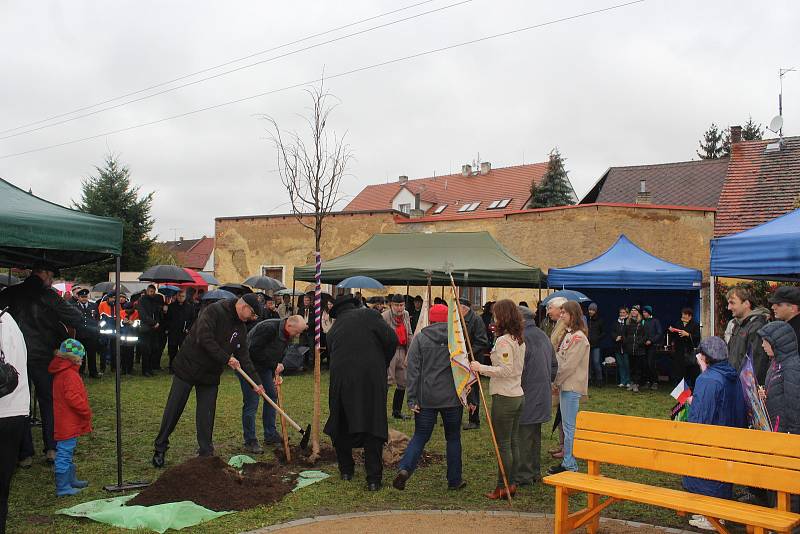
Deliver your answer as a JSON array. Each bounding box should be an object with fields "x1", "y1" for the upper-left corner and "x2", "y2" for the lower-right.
[{"x1": 48, "y1": 339, "x2": 93, "y2": 496}]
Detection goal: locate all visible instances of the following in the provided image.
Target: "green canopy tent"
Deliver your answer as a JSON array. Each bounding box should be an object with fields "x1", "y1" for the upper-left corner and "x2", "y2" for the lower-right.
[
  {"x1": 0, "y1": 177, "x2": 140, "y2": 492},
  {"x1": 294, "y1": 231, "x2": 545, "y2": 287},
  {"x1": 0, "y1": 177, "x2": 123, "y2": 268}
]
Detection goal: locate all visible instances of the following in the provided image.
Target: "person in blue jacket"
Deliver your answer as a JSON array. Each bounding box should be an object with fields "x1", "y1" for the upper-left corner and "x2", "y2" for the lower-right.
[{"x1": 682, "y1": 336, "x2": 745, "y2": 530}]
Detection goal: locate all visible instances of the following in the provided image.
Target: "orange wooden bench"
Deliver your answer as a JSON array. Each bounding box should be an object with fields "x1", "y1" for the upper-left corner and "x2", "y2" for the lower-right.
[{"x1": 543, "y1": 411, "x2": 800, "y2": 534}]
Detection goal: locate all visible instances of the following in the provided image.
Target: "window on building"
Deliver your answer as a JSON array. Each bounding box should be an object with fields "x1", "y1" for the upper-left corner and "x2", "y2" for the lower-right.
[
  {"x1": 457, "y1": 286, "x2": 484, "y2": 309},
  {"x1": 261, "y1": 265, "x2": 284, "y2": 284},
  {"x1": 487, "y1": 198, "x2": 512, "y2": 209},
  {"x1": 457, "y1": 202, "x2": 481, "y2": 212},
  {"x1": 398, "y1": 203, "x2": 411, "y2": 214},
  {"x1": 433, "y1": 204, "x2": 447, "y2": 214}
]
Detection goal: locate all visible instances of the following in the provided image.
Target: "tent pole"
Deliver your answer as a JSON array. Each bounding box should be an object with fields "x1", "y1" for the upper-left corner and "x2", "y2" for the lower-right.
[
  {"x1": 104, "y1": 256, "x2": 148, "y2": 492},
  {"x1": 291, "y1": 279, "x2": 297, "y2": 314},
  {"x1": 709, "y1": 275, "x2": 715, "y2": 337}
]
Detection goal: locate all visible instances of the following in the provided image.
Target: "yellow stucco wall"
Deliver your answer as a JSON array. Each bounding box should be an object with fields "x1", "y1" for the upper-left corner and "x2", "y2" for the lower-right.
[{"x1": 215, "y1": 205, "x2": 715, "y2": 331}]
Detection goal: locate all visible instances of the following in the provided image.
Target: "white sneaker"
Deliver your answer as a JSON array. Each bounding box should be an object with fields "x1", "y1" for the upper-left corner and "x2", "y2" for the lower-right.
[
  {"x1": 626, "y1": 384, "x2": 633, "y2": 391},
  {"x1": 618, "y1": 383, "x2": 626, "y2": 388},
  {"x1": 689, "y1": 517, "x2": 722, "y2": 531},
  {"x1": 632, "y1": 384, "x2": 639, "y2": 393}
]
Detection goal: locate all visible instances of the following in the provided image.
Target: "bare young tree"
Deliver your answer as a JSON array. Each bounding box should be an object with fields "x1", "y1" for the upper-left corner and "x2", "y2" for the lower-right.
[{"x1": 263, "y1": 80, "x2": 351, "y2": 460}]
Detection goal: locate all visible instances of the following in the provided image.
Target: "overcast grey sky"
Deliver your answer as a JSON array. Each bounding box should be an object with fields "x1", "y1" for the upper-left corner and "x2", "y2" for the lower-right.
[{"x1": 1, "y1": 0, "x2": 798, "y2": 241}]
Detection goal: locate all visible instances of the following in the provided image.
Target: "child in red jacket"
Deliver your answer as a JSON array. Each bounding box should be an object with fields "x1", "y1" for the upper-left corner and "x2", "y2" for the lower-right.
[{"x1": 48, "y1": 339, "x2": 93, "y2": 496}]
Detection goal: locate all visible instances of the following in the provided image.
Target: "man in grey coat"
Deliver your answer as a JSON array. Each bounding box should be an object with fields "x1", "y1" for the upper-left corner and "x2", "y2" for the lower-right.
[{"x1": 517, "y1": 306, "x2": 558, "y2": 485}]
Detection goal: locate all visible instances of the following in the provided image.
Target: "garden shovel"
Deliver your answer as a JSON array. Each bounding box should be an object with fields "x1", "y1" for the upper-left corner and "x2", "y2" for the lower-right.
[{"x1": 235, "y1": 367, "x2": 311, "y2": 450}]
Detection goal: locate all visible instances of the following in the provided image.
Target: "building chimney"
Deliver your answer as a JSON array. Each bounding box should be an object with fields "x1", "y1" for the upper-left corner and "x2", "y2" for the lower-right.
[
  {"x1": 461, "y1": 164, "x2": 472, "y2": 177},
  {"x1": 398, "y1": 175, "x2": 408, "y2": 184},
  {"x1": 414, "y1": 193, "x2": 421, "y2": 210},
  {"x1": 480, "y1": 162, "x2": 491, "y2": 175},
  {"x1": 730, "y1": 125, "x2": 742, "y2": 145},
  {"x1": 635, "y1": 180, "x2": 651, "y2": 204},
  {"x1": 179, "y1": 236, "x2": 184, "y2": 241}
]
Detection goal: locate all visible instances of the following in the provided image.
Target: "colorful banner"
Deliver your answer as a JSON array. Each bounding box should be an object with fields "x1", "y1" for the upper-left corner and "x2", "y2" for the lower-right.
[{"x1": 447, "y1": 297, "x2": 478, "y2": 406}]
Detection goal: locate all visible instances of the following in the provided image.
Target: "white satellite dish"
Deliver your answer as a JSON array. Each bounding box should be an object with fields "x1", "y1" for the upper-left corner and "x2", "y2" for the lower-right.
[{"x1": 768, "y1": 115, "x2": 784, "y2": 133}]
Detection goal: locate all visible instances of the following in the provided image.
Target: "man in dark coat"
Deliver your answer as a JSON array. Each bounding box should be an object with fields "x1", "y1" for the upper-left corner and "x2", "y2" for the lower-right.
[
  {"x1": 324, "y1": 295, "x2": 397, "y2": 491},
  {"x1": 152, "y1": 294, "x2": 265, "y2": 467},
  {"x1": 165, "y1": 291, "x2": 195, "y2": 373},
  {"x1": 72, "y1": 288, "x2": 101, "y2": 378},
  {"x1": 586, "y1": 303, "x2": 605, "y2": 387},
  {"x1": 517, "y1": 306, "x2": 558, "y2": 485},
  {"x1": 0, "y1": 262, "x2": 81, "y2": 463},
  {"x1": 642, "y1": 305, "x2": 663, "y2": 390},
  {"x1": 459, "y1": 297, "x2": 490, "y2": 431},
  {"x1": 726, "y1": 286, "x2": 770, "y2": 384},
  {"x1": 669, "y1": 308, "x2": 702, "y2": 387},
  {"x1": 240, "y1": 315, "x2": 307, "y2": 453},
  {"x1": 136, "y1": 285, "x2": 164, "y2": 377},
  {"x1": 769, "y1": 286, "x2": 800, "y2": 342}
]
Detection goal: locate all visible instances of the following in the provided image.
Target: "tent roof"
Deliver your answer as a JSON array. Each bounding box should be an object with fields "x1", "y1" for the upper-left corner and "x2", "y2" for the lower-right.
[
  {"x1": 294, "y1": 231, "x2": 545, "y2": 287},
  {"x1": 547, "y1": 235, "x2": 702, "y2": 290},
  {"x1": 711, "y1": 208, "x2": 800, "y2": 281},
  {"x1": 0, "y1": 177, "x2": 123, "y2": 269}
]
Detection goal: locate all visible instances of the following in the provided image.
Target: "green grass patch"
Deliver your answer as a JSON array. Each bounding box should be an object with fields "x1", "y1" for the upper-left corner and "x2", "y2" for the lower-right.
[{"x1": 8, "y1": 369, "x2": 684, "y2": 533}]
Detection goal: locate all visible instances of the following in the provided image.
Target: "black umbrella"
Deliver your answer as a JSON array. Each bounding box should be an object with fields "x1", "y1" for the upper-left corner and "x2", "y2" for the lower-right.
[
  {"x1": 219, "y1": 283, "x2": 253, "y2": 296},
  {"x1": 198, "y1": 271, "x2": 221, "y2": 285},
  {"x1": 93, "y1": 281, "x2": 129, "y2": 294},
  {"x1": 139, "y1": 265, "x2": 194, "y2": 283},
  {"x1": 242, "y1": 275, "x2": 285, "y2": 291}
]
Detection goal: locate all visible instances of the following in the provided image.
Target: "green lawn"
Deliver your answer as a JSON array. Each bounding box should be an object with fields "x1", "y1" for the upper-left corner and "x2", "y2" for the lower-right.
[{"x1": 8, "y1": 368, "x2": 685, "y2": 533}]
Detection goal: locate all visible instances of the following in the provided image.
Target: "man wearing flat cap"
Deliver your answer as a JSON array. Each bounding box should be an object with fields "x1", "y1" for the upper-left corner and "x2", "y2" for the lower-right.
[
  {"x1": 72, "y1": 288, "x2": 101, "y2": 378},
  {"x1": 383, "y1": 294, "x2": 413, "y2": 419},
  {"x1": 324, "y1": 295, "x2": 397, "y2": 491},
  {"x1": 0, "y1": 261, "x2": 81, "y2": 463},
  {"x1": 769, "y1": 286, "x2": 800, "y2": 342},
  {"x1": 152, "y1": 294, "x2": 265, "y2": 467}
]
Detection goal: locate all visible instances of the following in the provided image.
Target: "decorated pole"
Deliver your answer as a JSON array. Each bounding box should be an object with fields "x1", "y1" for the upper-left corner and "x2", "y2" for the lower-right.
[{"x1": 312, "y1": 251, "x2": 322, "y2": 457}]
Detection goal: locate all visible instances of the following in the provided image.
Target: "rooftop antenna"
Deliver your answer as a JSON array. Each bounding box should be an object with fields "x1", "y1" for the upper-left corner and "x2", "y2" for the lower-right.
[
  {"x1": 170, "y1": 227, "x2": 179, "y2": 241},
  {"x1": 778, "y1": 67, "x2": 796, "y2": 136}
]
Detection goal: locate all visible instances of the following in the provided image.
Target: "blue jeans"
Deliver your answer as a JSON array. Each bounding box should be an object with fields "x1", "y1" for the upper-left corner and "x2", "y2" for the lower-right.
[
  {"x1": 617, "y1": 353, "x2": 631, "y2": 385},
  {"x1": 237, "y1": 368, "x2": 279, "y2": 443},
  {"x1": 398, "y1": 406, "x2": 463, "y2": 486},
  {"x1": 559, "y1": 390, "x2": 581, "y2": 472},
  {"x1": 590, "y1": 347, "x2": 603, "y2": 382},
  {"x1": 54, "y1": 438, "x2": 77, "y2": 474}
]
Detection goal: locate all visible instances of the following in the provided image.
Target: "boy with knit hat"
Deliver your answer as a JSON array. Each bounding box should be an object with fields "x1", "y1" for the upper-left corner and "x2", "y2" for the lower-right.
[{"x1": 48, "y1": 339, "x2": 93, "y2": 496}]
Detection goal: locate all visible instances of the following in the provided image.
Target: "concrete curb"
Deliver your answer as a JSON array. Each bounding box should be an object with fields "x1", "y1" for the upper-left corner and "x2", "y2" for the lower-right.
[{"x1": 242, "y1": 509, "x2": 696, "y2": 533}]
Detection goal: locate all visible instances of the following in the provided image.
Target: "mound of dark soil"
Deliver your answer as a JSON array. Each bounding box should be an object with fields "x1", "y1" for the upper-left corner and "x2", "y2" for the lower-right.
[{"x1": 127, "y1": 456, "x2": 296, "y2": 511}]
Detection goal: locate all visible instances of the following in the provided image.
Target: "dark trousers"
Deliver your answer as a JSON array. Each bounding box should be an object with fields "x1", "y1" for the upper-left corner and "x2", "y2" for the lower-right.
[
  {"x1": 167, "y1": 332, "x2": 186, "y2": 372},
  {"x1": 1, "y1": 416, "x2": 27, "y2": 534},
  {"x1": 154, "y1": 375, "x2": 219, "y2": 456},
  {"x1": 645, "y1": 346, "x2": 658, "y2": 384},
  {"x1": 631, "y1": 353, "x2": 648, "y2": 386},
  {"x1": 517, "y1": 422, "x2": 543, "y2": 484},
  {"x1": 333, "y1": 433, "x2": 384, "y2": 485},
  {"x1": 120, "y1": 345, "x2": 135, "y2": 374},
  {"x1": 139, "y1": 331, "x2": 161, "y2": 374},
  {"x1": 78, "y1": 337, "x2": 98, "y2": 376},
  {"x1": 398, "y1": 406, "x2": 463, "y2": 486},
  {"x1": 157, "y1": 332, "x2": 167, "y2": 369},
  {"x1": 26, "y1": 362, "x2": 55, "y2": 453}
]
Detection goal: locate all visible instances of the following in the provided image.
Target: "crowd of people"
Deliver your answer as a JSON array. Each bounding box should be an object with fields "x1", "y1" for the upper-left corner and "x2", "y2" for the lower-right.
[{"x1": 1, "y1": 260, "x2": 799, "y2": 532}]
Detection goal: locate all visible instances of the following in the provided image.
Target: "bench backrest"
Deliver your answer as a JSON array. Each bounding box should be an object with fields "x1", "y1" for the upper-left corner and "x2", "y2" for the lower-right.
[{"x1": 574, "y1": 411, "x2": 800, "y2": 494}]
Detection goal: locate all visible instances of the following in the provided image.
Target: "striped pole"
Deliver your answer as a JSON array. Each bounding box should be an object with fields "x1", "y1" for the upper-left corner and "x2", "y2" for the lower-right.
[
  {"x1": 314, "y1": 252, "x2": 322, "y2": 350},
  {"x1": 312, "y1": 251, "x2": 322, "y2": 454}
]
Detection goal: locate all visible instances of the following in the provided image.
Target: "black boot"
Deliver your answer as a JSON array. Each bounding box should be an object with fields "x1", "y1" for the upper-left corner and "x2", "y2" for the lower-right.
[{"x1": 392, "y1": 389, "x2": 409, "y2": 419}]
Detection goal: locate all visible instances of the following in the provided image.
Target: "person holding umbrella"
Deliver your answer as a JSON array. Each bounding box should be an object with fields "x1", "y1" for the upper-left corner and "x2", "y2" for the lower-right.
[
  {"x1": 136, "y1": 284, "x2": 163, "y2": 377},
  {"x1": 152, "y1": 294, "x2": 265, "y2": 467},
  {"x1": 165, "y1": 291, "x2": 195, "y2": 373}
]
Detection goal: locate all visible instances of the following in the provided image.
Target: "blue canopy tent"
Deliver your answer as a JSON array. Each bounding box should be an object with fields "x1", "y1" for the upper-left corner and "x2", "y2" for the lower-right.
[
  {"x1": 547, "y1": 235, "x2": 703, "y2": 377},
  {"x1": 710, "y1": 208, "x2": 800, "y2": 281}
]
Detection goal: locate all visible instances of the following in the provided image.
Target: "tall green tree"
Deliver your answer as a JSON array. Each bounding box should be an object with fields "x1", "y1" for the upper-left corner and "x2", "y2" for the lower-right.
[
  {"x1": 697, "y1": 123, "x2": 726, "y2": 159},
  {"x1": 742, "y1": 116, "x2": 764, "y2": 141},
  {"x1": 528, "y1": 148, "x2": 575, "y2": 208},
  {"x1": 69, "y1": 154, "x2": 155, "y2": 283}
]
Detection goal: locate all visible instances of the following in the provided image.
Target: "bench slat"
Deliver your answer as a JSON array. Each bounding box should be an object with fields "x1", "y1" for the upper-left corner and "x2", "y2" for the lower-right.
[
  {"x1": 544, "y1": 471, "x2": 800, "y2": 531},
  {"x1": 577, "y1": 411, "x2": 800, "y2": 459},
  {"x1": 576, "y1": 429, "x2": 800, "y2": 472},
  {"x1": 573, "y1": 440, "x2": 800, "y2": 494}
]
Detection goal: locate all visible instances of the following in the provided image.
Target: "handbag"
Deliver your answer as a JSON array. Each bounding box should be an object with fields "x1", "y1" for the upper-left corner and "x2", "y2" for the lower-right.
[{"x1": 0, "y1": 309, "x2": 20, "y2": 399}]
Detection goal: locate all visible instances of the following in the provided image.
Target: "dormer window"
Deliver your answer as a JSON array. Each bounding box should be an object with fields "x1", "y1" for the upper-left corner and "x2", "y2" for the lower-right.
[
  {"x1": 433, "y1": 204, "x2": 447, "y2": 214},
  {"x1": 457, "y1": 202, "x2": 480, "y2": 212},
  {"x1": 487, "y1": 198, "x2": 512, "y2": 209}
]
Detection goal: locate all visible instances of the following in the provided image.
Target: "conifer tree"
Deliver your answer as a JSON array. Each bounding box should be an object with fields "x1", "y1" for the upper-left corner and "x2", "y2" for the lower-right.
[{"x1": 528, "y1": 149, "x2": 575, "y2": 208}]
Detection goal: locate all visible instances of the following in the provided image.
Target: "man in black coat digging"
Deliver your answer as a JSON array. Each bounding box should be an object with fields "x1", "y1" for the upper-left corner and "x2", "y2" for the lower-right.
[
  {"x1": 323, "y1": 295, "x2": 398, "y2": 491},
  {"x1": 152, "y1": 294, "x2": 265, "y2": 467}
]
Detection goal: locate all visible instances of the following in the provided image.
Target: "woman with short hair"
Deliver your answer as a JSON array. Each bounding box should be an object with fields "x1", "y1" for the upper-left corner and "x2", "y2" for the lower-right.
[{"x1": 470, "y1": 299, "x2": 525, "y2": 499}]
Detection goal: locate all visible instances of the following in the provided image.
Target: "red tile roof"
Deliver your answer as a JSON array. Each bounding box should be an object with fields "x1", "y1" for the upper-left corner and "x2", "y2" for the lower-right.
[
  {"x1": 163, "y1": 236, "x2": 214, "y2": 270},
  {"x1": 715, "y1": 136, "x2": 800, "y2": 237},
  {"x1": 345, "y1": 163, "x2": 551, "y2": 217},
  {"x1": 581, "y1": 158, "x2": 729, "y2": 207}
]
